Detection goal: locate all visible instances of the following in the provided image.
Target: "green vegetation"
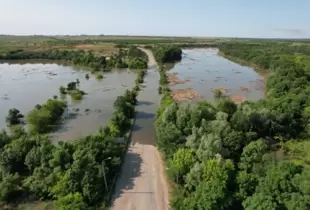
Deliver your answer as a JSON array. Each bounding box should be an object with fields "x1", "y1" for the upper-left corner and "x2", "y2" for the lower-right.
[
  {"x1": 214, "y1": 89, "x2": 222, "y2": 98},
  {"x1": 0, "y1": 35, "x2": 219, "y2": 46},
  {"x1": 152, "y1": 45, "x2": 182, "y2": 63},
  {"x1": 0, "y1": 89, "x2": 138, "y2": 209},
  {"x1": 59, "y1": 81, "x2": 86, "y2": 100},
  {"x1": 156, "y1": 41, "x2": 310, "y2": 209},
  {"x1": 6, "y1": 108, "x2": 24, "y2": 126},
  {"x1": 26, "y1": 99, "x2": 66, "y2": 134},
  {"x1": 95, "y1": 73, "x2": 104, "y2": 80},
  {"x1": 59, "y1": 86, "x2": 66, "y2": 94},
  {"x1": 135, "y1": 69, "x2": 146, "y2": 85},
  {"x1": 70, "y1": 89, "x2": 86, "y2": 100},
  {"x1": 107, "y1": 46, "x2": 148, "y2": 69},
  {"x1": 0, "y1": 49, "x2": 108, "y2": 71},
  {"x1": 0, "y1": 45, "x2": 148, "y2": 72}
]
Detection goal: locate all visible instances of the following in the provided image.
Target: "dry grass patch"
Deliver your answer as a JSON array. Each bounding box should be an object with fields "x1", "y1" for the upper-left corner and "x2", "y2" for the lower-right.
[
  {"x1": 172, "y1": 88, "x2": 200, "y2": 102},
  {"x1": 167, "y1": 72, "x2": 191, "y2": 85},
  {"x1": 229, "y1": 94, "x2": 246, "y2": 103}
]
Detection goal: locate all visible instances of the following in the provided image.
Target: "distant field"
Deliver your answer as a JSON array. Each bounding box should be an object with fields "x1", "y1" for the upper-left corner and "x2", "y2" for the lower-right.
[
  {"x1": 0, "y1": 35, "x2": 227, "y2": 46},
  {"x1": 0, "y1": 35, "x2": 227, "y2": 56},
  {"x1": 1, "y1": 35, "x2": 309, "y2": 57}
]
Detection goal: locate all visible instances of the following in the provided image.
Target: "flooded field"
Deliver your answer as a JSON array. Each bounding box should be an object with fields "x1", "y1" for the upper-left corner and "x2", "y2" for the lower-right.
[
  {"x1": 0, "y1": 62, "x2": 137, "y2": 140},
  {"x1": 168, "y1": 48, "x2": 265, "y2": 103}
]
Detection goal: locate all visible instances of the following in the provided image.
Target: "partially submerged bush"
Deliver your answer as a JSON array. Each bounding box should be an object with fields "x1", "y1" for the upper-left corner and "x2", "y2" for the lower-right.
[
  {"x1": 67, "y1": 82, "x2": 77, "y2": 91},
  {"x1": 95, "y1": 74, "x2": 104, "y2": 80},
  {"x1": 70, "y1": 89, "x2": 86, "y2": 100},
  {"x1": 214, "y1": 89, "x2": 222, "y2": 98},
  {"x1": 26, "y1": 99, "x2": 66, "y2": 133},
  {"x1": 6, "y1": 108, "x2": 24, "y2": 126},
  {"x1": 59, "y1": 86, "x2": 66, "y2": 94}
]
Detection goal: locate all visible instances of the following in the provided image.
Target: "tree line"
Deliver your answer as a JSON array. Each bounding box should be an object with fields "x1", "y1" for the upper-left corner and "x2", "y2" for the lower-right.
[
  {"x1": 0, "y1": 46, "x2": 148, "y2": 71},
  {"x1": 152, "y1": 45, "x2": 182, "y2": 64},
  {"x1": 156, "y1": 42, "x2": 310, "y2": 209}
]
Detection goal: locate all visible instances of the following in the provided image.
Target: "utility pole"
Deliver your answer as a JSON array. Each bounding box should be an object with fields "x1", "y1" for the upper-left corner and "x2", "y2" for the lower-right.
[{"x1": 102, "y1": 157, "x2": 112, "y2": 192}]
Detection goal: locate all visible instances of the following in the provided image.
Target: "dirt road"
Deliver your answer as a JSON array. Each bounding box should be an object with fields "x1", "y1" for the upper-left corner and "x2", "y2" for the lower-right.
[
  {"x1": 139, "y1": 47, "x2": 157, "y2": 68},
  {"x1": 110, "y1": 49, "x2": 169, "y2": 210}
]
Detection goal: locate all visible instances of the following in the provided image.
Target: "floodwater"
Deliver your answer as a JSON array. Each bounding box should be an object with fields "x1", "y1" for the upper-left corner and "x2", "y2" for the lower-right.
[
  {"x1": 0, "y1": 62, "x2": 137, "y2": 140},
  {"x1": 168, "y1": 48, "x2": 265, "y2": 103}
]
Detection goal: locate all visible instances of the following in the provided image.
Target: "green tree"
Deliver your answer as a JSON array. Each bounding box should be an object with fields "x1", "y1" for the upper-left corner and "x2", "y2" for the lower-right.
[
  {"x1": 243, "y1": 162, "x2": 308, "y2": 210},
  {"x1": 239, "y1": 139, "x2": 267, "y2": 173},
  {"x1": 23, "y1": 166, "x2": 57, "y2": 199},
  {"x1": 217, "y1": 99, "x2": 237, "y2": 118},
  {"x1": 156, "y1": 122, "x2": 182, "y2": 157},
  {"x1": 0, "y1": 130, "x2": 10, "y2": 148},
  {"x1": 27, "y1": 108, "x2": 51, "y2": 133},
  {"x1": 0, "y1": 137, "x2": 36, "y2": 174},
  {"x1": 173, "y1": 159, "x2": 235, "y2": 210},
  {"x1": 55, "y1": 193, "x2": 87, "y2": 210},
  {"x1": 5, "y1": 108, "x2": 24, "y2": 126},
  {"x1": 0, "y1": 173, "x2": 21, "y2": 202},
  {"x1": 167, "y1": 148, "x2": 196, "y2": 184}
]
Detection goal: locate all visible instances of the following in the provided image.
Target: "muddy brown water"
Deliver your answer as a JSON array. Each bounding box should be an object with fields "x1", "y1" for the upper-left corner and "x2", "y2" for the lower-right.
[
  {"x1": 168, "y1": 48, "x2": 265, "y2": 103},
  {"x1": 0, "y1": 62, "x2": 137, "y2": 141}
]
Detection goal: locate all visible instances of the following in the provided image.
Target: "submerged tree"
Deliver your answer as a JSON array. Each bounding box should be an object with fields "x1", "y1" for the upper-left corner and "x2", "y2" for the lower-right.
[{"x1": 5, "y1": 108, "x2": 24, "y2": 126}]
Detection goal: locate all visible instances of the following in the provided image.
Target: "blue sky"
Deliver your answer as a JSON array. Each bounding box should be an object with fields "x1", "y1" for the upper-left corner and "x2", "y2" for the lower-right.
[{"x1": 0, "y1": 0, "x2": 309, "y2": 38}]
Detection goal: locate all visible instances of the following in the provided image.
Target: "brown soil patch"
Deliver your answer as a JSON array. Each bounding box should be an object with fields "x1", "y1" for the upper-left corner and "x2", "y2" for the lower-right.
[
  {"x1": 167, "y1": 72, "x2": 191, "y2": 85},
  {"x1": 74, "y1": 44, "x2": 117, "y2": 56},
  {"x1": 230, "y1": 95, "x2": 246, "y2": 103},
  {"x1": 172, "y1": 88, "x2": 201, "y2": 102}
]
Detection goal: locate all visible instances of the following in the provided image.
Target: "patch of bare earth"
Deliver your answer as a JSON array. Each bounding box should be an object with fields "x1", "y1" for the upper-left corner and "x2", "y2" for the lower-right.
[
  {"x1": 172, "y1": 88, "x2": 201, "y2": 102},
  {"x1": 73, "y1": 44, "x2": 117, "y2": 55},
  {"x1": 167, "y1": 72, "x2": 190, "y2": 85},
  {"x1": 229, "y1": 95, "x2": 247, "y2": 103}
]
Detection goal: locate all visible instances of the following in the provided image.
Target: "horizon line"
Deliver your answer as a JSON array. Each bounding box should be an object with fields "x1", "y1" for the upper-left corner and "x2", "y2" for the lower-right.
[{"x1": 0, "y1": 34, "x2": 310, "y2": 40}]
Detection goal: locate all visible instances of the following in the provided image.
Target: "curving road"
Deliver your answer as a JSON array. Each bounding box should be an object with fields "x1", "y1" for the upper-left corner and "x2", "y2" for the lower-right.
[{"x1": 110, "y1": 49, "x2": 169, "y2": 210}]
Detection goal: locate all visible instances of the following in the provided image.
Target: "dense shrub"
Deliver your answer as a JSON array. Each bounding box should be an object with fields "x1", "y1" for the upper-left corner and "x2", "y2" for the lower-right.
[
  {"x1": 5, "y1": 108, "x2": 24, "y2": 126},
  {"x1": 26, "y1": 99, "x2": 66, "y2": 133},
  {"x1": 152, "y1": 45, "x2": 182, "y2": 63},
  {"x1": 156, "y1": 41, "x2": 310, "y2": 209},
  {"x1": 0, "y1": 46, "x2": 148, "y2": 71}
]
